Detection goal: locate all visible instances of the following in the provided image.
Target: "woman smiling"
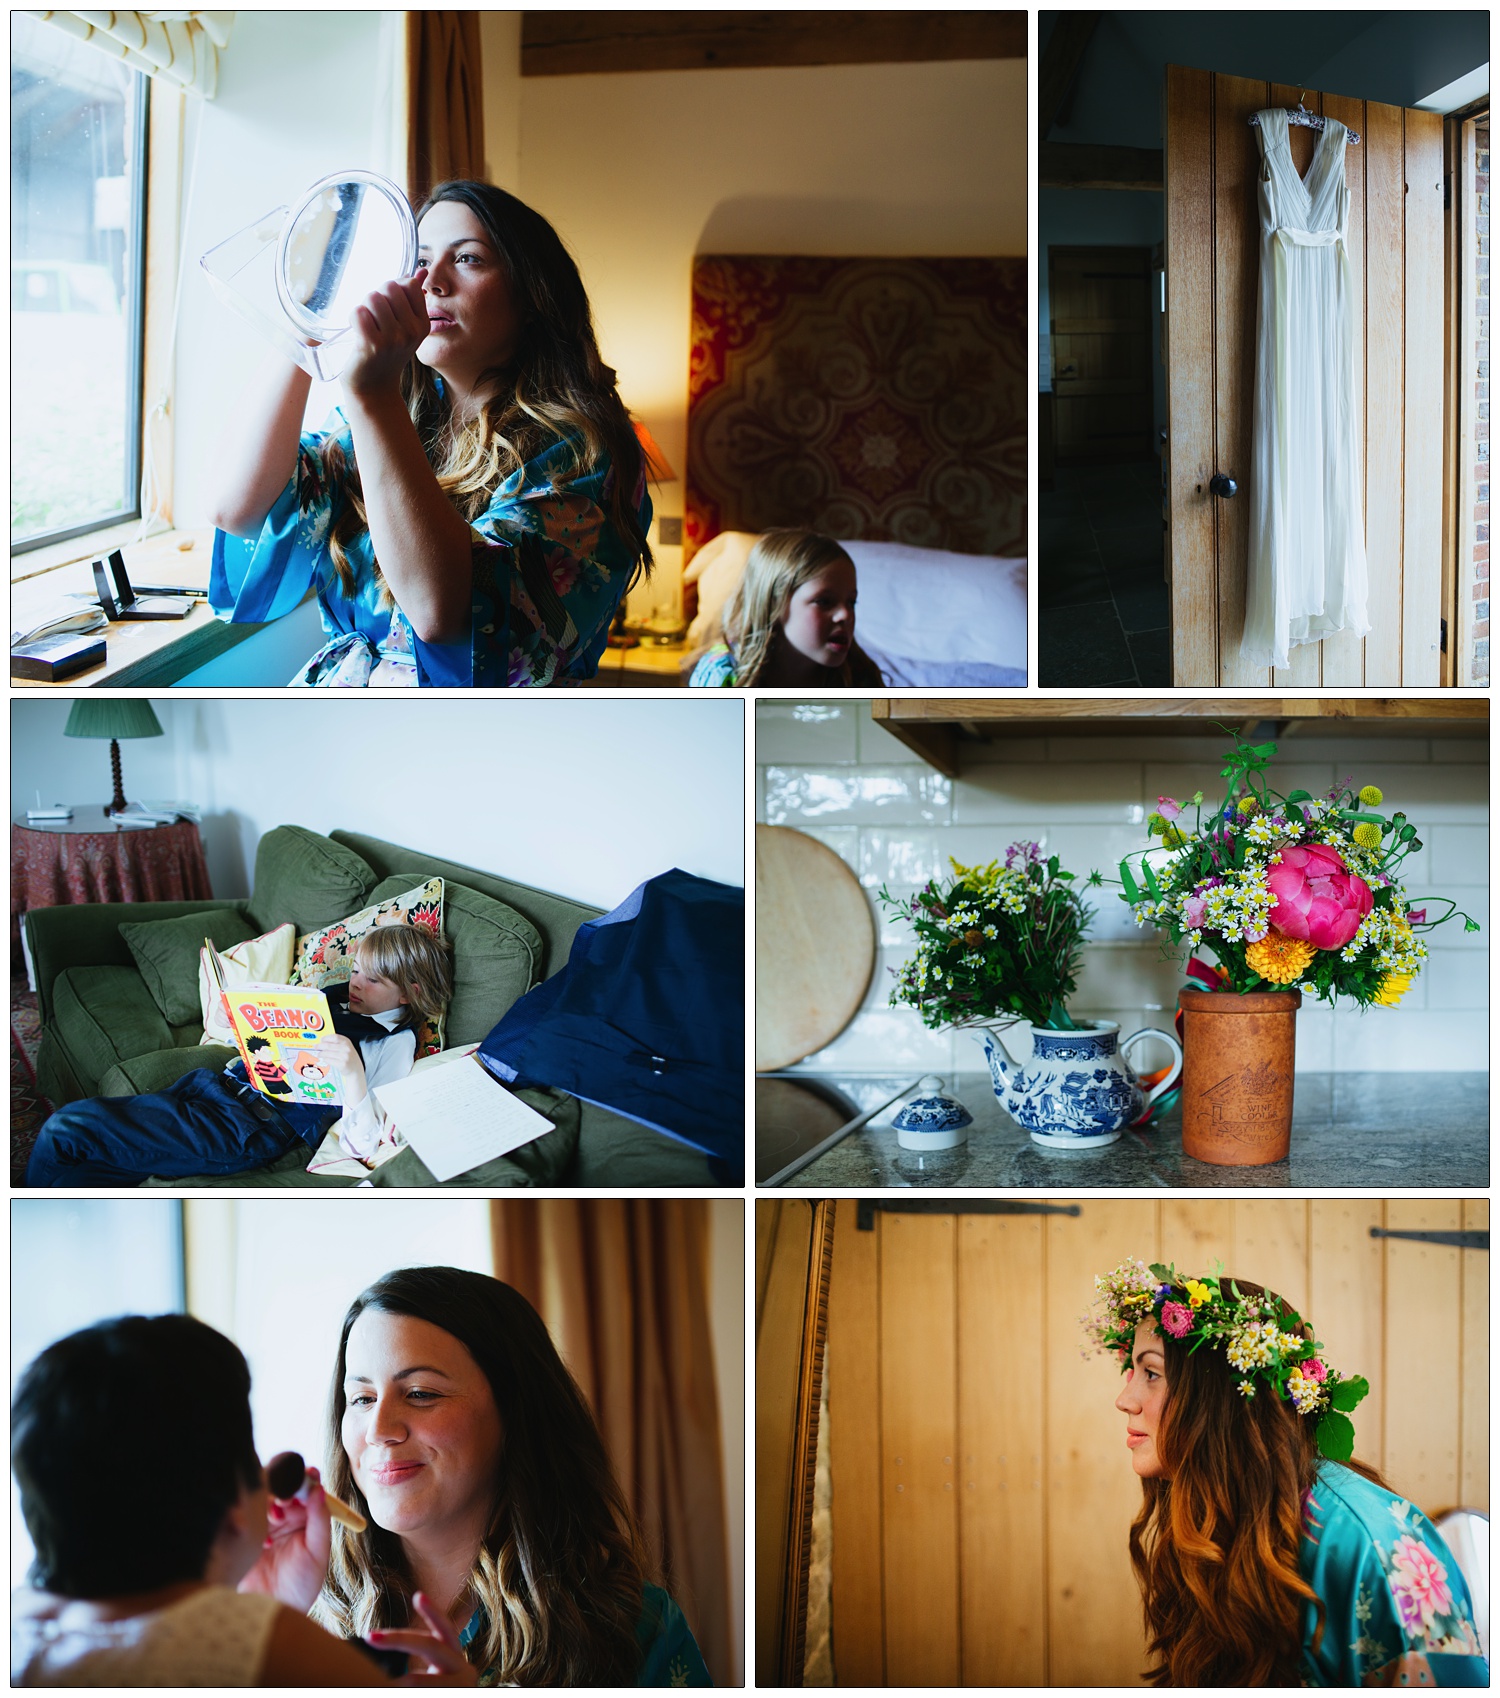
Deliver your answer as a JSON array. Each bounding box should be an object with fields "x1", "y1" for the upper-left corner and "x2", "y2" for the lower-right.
[
  {"x1": 1093, "y1": 1261, "x2": 1487, "y2": 1688},
  {"x1": 245, "y1": 1268, "x2": 709, "y2": 1686}
]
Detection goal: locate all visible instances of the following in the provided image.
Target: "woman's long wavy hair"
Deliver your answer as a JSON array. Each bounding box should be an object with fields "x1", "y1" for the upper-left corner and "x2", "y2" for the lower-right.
[
  {"x1": 1128, "y1": 1278, "x2": 1385, "y2": 1686},
  {"x1": 323, "y1": 180, "x2": 652, "y2": 604},
  {"x1": 317, "y1": 1267, "x2": 651, "y2": 1685},
  {"x1": 719, "y1": 528, "x2": 884, "y2": 685}
]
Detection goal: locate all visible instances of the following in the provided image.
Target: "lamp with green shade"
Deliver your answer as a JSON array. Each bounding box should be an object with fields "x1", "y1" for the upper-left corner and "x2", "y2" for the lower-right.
[{"x1": 64, "y1": 700, "x2": 164, "y2": 816}]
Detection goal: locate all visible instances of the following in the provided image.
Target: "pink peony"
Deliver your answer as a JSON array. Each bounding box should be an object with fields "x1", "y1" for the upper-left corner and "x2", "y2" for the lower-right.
[
  {"x1": 1303, "y1": 1357, "x2": 1327, "y2": 1382},
  {"x1": 1157, "y1": 796, "x2": 1183, "y2": 821},
  {"x1": 1389, "y1": 1534, "x2": 1452, "y2": 1631},
  {"x1": 1160, "y1": 1301, "x2": 1193, "y2": 1337},
  {"x1": 1265, "y1": 843, "x2": 1373, "y2": 951}
]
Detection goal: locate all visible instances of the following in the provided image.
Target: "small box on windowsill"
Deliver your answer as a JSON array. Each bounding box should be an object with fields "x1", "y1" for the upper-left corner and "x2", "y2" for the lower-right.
[{"x1": 11, "y1": 630, "x2": 107, "y2": 682}]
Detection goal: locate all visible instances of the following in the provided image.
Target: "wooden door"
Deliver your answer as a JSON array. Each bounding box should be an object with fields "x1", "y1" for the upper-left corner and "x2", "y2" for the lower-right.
[
  {"x1": 1050, "y1": 247, "x2": 1154, "y2": 463},
  {"x1": 825, "y1": 1198, "x2": 1487, "y2": 1687},
  {"x1": 1164, "y1": 66, "x2": 1444, "y2": 686}
]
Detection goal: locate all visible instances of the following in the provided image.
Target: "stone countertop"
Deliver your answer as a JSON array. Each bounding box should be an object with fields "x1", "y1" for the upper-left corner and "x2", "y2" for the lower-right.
[{"x1": 762, "y1": 1072, "x2": 1488, "y2": 1190}]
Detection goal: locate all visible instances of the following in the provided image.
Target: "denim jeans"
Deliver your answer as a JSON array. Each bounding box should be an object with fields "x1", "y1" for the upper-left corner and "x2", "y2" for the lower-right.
[{"x1": 26, "y1": 1068, "x2": 309, "y2": 1187}]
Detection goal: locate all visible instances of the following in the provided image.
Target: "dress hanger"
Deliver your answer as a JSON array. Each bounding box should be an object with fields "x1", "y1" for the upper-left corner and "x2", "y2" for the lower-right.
[{"x1": 1249, "y1": 94, "x2": 1361, "y2": 146}]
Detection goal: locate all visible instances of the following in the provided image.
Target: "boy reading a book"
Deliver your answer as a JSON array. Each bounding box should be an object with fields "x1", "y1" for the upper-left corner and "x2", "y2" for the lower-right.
[{"x1": 25, "y1": 923, "x2": 453, "y2": 1187}]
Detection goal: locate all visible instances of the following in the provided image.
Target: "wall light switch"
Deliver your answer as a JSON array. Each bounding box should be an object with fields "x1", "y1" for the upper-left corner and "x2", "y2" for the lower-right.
[{"x1": 657, "y1": 516, "x2": 683, "y2": 546}]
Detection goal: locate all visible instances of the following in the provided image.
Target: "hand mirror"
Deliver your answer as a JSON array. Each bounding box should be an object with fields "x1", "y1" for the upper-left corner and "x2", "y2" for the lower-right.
[{"x1": 201, "y1": 169, "x2": 418, "y2": 381}]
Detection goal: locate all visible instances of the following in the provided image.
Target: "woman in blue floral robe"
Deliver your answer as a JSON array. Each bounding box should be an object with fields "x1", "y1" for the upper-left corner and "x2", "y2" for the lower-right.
[
  {"x1": 1300, "y1": 1461, "x2": 1486, "y2": 1685},
  {"x1": 210, "y1": 180, "x2": 651, "y2": 687}
]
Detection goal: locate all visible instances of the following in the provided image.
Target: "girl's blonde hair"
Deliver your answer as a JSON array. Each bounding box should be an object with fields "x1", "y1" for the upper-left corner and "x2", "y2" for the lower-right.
[
  {"x1": 355, "y1": 923, "x2": 453, "y2": 1025},
  {"x1": 722, "y1": 528, "x2": 860, "y2": 685}
]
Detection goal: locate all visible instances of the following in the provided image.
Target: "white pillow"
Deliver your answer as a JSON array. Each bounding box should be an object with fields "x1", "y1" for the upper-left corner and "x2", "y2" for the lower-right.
[{"x1": 198, "y1": 922, "x2": 298, "y2": 1045}]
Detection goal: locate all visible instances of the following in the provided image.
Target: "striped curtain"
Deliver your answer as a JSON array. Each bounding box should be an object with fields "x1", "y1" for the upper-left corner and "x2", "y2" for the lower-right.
[{"x1": 35, "y1": 11, "x2": 234, "y2": 98}]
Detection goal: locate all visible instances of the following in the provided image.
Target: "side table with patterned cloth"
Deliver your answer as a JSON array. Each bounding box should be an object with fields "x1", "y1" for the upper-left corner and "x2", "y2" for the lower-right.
[{"x1": 12, "y1": 807, "x2": 213, "y2": 984}]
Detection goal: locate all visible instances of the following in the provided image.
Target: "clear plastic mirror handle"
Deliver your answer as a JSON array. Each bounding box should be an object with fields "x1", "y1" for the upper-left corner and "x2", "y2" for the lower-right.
[{"x1": 199, "y1": 170, "x2": 417, "y2": 382}]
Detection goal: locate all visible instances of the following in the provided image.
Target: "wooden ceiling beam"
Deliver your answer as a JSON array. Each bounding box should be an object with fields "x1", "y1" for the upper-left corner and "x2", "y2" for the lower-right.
[
  {"x1": 1040, "y1": 142, "x2": 1164, "y2": 191},
  {"x1": 521, "y1": 11, "x2": 1025, "y2": 77}
]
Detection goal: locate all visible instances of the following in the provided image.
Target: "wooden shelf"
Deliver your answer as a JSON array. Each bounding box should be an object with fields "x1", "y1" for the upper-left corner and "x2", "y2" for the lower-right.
[{"x1": 871, "y1": 697, "x2": 1489, "y2": 776}]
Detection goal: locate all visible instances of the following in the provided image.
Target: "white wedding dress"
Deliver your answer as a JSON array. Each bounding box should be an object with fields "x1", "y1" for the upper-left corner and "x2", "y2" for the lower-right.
[{"x1": 1243, "y1": 109, "x2": 1370, "y2": 668}]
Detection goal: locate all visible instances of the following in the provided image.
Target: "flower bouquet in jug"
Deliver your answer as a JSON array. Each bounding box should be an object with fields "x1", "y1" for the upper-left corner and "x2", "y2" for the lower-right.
[
  {"x1": 879, "y1": 845, "x2": 1183, "y2": 1150},
  {"x1": 1102, "y1": 730, "x2": 1479, "y2": 1164}
]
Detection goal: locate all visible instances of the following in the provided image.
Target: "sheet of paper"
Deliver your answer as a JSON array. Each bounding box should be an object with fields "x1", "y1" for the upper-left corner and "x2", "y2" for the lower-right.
[{"x1": 373, "y1": 1054, "x2": 554, "y2": 1183}]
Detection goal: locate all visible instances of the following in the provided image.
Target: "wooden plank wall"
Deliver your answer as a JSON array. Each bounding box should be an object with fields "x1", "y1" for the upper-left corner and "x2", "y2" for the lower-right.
[
  {"x1": 1165, "y1": 68, "x2": 1445, "y2": 687},
  {"x1": 826, "y1": 1198, "x2": 1488, "y2": 1687}
]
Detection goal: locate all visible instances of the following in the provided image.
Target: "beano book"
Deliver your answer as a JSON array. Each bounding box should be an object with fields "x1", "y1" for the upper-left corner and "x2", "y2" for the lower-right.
[{"x1": 204, "y1": 940, "x2": 345, "y2": 1107}]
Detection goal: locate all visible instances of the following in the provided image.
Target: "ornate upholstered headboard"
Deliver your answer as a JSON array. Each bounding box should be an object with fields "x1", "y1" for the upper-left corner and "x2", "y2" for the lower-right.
[{"x1": 685, "y1": 255, "x2": 1026, "y2": 563}]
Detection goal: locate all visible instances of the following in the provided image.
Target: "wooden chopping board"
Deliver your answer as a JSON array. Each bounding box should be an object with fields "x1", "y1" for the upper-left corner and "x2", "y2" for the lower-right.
[{"x1": 756, "y1": 824, "x2": 876, "y2": 1071}]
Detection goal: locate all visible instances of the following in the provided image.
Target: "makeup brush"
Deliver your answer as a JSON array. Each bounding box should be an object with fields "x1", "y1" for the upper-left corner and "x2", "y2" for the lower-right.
[{"x1": 266, "y1": 1450, "x2": 367, "y2": 1532}]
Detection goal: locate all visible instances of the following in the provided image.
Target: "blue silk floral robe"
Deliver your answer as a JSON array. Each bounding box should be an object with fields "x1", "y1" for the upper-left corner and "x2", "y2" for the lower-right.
[
  {"x1": 210, "y1": 404, "x2": 649, "y2": 687},
  {"x1": 458, "y1": 1584, "x2": 711, "y2": 1686},
  {"x1": 1300, "y1": 1463, "x2": 1487, "y2": 1686}
]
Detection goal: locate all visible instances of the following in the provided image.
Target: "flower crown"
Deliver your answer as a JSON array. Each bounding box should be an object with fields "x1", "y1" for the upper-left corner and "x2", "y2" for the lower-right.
[{"x1": 1085, "y1": 1258, "x2": 1369, "y2": 1462}]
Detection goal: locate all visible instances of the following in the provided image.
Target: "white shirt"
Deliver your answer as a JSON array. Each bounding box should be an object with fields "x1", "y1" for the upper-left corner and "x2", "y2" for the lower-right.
[{"x1": 334, "y1": 1004, "x2": 417, "y2": 1160}]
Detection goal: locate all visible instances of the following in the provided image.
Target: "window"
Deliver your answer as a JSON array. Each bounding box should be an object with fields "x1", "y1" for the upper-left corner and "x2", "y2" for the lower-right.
[{"x1": 10, "y1": 12, "x2": 149, "y2": 554}]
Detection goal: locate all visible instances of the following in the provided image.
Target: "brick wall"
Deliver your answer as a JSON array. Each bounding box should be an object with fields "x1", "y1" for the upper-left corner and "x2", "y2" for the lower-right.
[{"x1": 1473, "y1": 118, "x2": 1489, "y2": 684}]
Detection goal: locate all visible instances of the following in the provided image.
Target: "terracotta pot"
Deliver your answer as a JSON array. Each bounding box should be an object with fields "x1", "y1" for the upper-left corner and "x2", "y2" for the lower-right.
[{"x1": 1177, "y1": 988, "x2": 1300, "y2": 1166}]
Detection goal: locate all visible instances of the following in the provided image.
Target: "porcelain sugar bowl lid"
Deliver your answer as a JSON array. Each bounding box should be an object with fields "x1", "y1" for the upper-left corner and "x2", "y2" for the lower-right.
[{"x1": 892, "y1": 1075, "x2": 973, "y2": 1150}]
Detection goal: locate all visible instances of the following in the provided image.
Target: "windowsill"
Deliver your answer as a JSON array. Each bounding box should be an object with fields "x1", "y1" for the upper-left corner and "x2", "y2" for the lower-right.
[
  {"x1": 10, "y1": 525, "x2": 270, "y2": 687},
  {"x1": 11, "y1": 517, "x2": 177, "y2": 585}
]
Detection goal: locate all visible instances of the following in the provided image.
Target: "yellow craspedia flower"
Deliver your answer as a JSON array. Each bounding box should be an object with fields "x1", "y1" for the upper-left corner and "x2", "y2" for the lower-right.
[
  {"x1": 1146, "y1": 813, "x2": 1167, "y2": 836},
  {"x1": 1237, "y1": 796, "x2": 1260, "y2": 816},
  {"x1": 1161, "y1": 825, "x2": 1187, "y2": 848},
  {"x1": 1358, "y1": 785, "x2": 1384, "y2": 807},
  {"x1": 1184, "y1": 1278, "x2": 1213, "y2": 1309},
  {"x1": 1374, "y1": 973, "x2": 1413, "y2": 1006},
  {"x1": 1245, "y1": 931, "x2": 1318, "y2": 984},
  {"x1": 1351, "y1": 822, "x2": 1382, "y2": 849}
]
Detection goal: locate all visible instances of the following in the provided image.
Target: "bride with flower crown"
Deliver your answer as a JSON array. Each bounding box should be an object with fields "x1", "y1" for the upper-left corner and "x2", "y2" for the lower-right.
[{"x1": 1089, "y1": 1261, "x2": 1487, "y2": 1687}]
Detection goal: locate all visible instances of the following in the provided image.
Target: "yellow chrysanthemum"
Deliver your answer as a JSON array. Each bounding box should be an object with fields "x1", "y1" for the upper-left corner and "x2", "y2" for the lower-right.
[
  {"x1": 1237, "y1": 796, "x2": 1260, "y2": 816},
  {"x1": 1245, "y1": 931, "x2": 1318, "y2": 984},
  {"x1": 1358, "y1": 785, "x2": 1384, "y2": 807},
  {"x1": 1374, "y1": 973, "x2": 1413, "y2": 1006},
  {"x1": 1351, "y1": 822, "x2": 1382, "y2": 849}
]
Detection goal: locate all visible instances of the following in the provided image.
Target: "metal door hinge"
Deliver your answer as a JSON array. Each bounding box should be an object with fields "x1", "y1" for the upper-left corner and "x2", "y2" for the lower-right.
[{"x1": 1369, "y1": 1228, "x2": 1488, "y2": 1251}]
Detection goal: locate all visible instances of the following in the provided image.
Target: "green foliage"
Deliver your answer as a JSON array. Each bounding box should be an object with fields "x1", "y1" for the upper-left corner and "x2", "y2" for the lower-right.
[{"x1": 879, "y1": 845, "x2": 1093, "y2": 1032}]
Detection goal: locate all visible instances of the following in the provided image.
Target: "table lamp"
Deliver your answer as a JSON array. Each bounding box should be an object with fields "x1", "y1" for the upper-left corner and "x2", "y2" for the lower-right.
[
  {"x1": 609, "y1": 423, "x2": 679, "y2": 648},
  {"x1": 64, "y1": 699, "x2": 164, "y2": 816}
]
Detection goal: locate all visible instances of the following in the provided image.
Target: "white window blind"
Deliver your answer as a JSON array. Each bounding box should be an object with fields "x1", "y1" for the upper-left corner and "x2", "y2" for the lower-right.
[{"x1": 35, "y1": 10, "x2": 233, "y2": 98}]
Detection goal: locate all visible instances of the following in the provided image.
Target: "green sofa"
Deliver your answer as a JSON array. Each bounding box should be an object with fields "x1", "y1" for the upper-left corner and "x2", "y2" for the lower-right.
[{"x1": 24, "y1": 826, "x2": 716, "y2": 1187}]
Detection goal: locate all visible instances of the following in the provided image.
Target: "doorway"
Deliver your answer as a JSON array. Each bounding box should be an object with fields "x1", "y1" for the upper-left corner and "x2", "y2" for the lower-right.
[{"x1": 1040, "y1": 244, "x2": 1169, "y2": 685}]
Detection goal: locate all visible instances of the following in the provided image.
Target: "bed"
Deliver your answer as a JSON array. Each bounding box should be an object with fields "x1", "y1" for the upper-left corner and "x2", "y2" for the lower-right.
[{"x1": 684, "y1": 254, "x2": 1027, "y2": 685}]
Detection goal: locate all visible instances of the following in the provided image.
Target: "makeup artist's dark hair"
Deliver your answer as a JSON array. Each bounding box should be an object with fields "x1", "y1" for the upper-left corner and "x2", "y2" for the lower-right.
[
  {"x1": 324, "y1": 179, "x2": 652, "y2": 603},
  {"x1": 319, "y1": 1266, "x2": 650, "y2": 1685},
  {"x1": 11, "y1": 1314, "x2": 261, "y2": 1597}
]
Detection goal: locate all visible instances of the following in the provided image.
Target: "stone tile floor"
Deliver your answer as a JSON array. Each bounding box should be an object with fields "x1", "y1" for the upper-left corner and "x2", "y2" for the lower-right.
[{"x1": 1039, "y1": 458, "x2": 1170, "y2": 686}]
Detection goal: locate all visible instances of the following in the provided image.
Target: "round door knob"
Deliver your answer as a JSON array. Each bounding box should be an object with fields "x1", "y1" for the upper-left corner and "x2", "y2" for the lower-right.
[{"x1": 1210, "y1": 473, "x2": 1239, "y2": 498}]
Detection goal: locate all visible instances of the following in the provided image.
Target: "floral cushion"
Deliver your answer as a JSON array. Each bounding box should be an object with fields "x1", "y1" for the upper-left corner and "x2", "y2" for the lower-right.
[{"x1": 290, "y1": 878, "x2": 445, "y2": 1056}]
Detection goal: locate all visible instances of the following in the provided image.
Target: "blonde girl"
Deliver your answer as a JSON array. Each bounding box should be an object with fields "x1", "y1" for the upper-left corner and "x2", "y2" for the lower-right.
[{"x1": 688, "y1": 529, "x2": 885, "y2": 686}]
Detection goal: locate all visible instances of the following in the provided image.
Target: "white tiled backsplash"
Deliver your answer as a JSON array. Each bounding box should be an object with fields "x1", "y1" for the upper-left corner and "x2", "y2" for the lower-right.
[{"x1": 757, "y1": 702, "x2": 1489, "y2": 1076}]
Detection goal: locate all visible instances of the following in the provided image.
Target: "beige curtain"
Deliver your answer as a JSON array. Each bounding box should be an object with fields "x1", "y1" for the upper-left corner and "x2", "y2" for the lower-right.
[
  {"x1": 406, "y1": 11, "x2": 485, "y2": 204},
  {"x1": 36, "y1": 10, "x2": 233, "y2": 97},
  {"x1": 491, "y1": 1200, "x2": 734, "y2": 1686}
]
